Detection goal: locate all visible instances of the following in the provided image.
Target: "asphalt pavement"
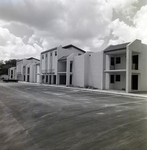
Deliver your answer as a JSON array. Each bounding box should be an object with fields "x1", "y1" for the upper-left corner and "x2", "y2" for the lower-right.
[{"x1": 0, "y1": 82, "x2": 147, "y2": 150}]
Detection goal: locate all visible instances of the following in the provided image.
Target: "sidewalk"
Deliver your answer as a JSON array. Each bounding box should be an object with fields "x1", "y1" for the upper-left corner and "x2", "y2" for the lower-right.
[{"x1": 18, "y1": 81, "x2": 147, "y2": 99}]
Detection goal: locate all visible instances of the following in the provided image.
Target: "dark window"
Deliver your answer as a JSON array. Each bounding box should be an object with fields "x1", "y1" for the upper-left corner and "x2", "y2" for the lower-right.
[
  {"x1": 132, "y1": 55, "x2": 138, "y2": 70},
  {"x1": 11, "y1": 70, "x2": 13, "y2": 74},
  {"x1": 111, "y1": 57, "x2": 114, "y2": 66},
  {"x1": 55, "y1": 51, "x2": 57, "y2": 56},
  {"x1": 46, "y1": 75, "x2": 48, "y2": 83},
  {"x1": 70, "y1": 75, "x2": 72, "y2": 85},
  {"x1": 78, "y1": 53, "x2": 81, "y2": 55},
  {"x1": 116, "y1": 57, "x2": 121, "y2": 64},
  {"x1": 28, "y1": 68, "x2": 30, "y2": 74},
  {"x1": 70, "y1": 62, "x2": 73, "y2": 72},
  {"x1": 53, "y1": 75, "x2": 56, "y2": 84},
  {"x1": 110, "y1": 75, "x2": 114, "y2": 83},
  {"x1": 42, "y1": 55, "x2": 44, "y2": 59},
  {"x1": 116, "y1": 75, "x2": 121, "y2": 81},
  {"x1": 46, "y1": 54, "x2": 48, "y2": 57},
  {"x1": 50, "y1": 52, "x2": 52, "y2": 56}
]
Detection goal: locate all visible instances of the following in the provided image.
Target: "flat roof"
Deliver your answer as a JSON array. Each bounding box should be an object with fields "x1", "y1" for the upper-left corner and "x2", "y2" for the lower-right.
[{"x1": 104, "y1": 42, "x2": 130, "y2": 53}]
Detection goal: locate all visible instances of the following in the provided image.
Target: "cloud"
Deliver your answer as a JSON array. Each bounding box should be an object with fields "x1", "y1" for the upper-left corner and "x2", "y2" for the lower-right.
[
  {"x1": 108, "y1": 19, "x2": 137, "y2": 44},
  {"x1": 0, "y1": 0, "x2": 146, "y2": 60},
  {"x1": 0, "y1": 27, "x2": 43, "y2": 60},
  {"x1": 108, "y1": 0, "x2": 139, "y2": 16}
]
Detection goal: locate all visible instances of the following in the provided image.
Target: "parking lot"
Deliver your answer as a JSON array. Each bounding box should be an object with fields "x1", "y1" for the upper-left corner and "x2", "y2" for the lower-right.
[{"x1": 0, "y1": 82, "x2": 147, "y2": 150}]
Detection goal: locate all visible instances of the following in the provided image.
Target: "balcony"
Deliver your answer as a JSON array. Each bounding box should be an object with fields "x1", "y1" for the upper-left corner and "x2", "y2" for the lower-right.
[{"x1": 42, "y1": 69, "x2": 55, "y2": 74}]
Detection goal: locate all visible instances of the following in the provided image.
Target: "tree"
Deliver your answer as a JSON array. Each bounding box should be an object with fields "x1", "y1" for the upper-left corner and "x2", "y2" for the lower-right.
[{"x1": 0, "y1": 59, "x2": 16, "y2": 75}]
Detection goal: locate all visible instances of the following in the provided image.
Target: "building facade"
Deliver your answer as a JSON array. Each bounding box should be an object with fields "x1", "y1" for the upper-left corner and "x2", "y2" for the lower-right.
[
  {"x1": 16, "y1": 57, "x2": 40, "y2": 82},
  {"x1": 13, "y1": 39, "x2": 147, "y2": 93},
  {"x1": 8, "y1": 67, "x2": 17, "y2": 80},
  {"x1": 40, "y1": 44, "x2": 85, "y2": 85},
  {"x1": 103, "y1": 39, "x2": 147, "y2": 93}
]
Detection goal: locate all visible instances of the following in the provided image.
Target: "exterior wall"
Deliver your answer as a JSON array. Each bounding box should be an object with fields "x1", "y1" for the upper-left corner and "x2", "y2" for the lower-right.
[
  {"x1": 109, "y1": 73, "x2": 126, "y2": 90},
  {"x1": 88, "y1": 52, "x2": 103, "y2": 89},
  {"x1": 127, "y1": 39, "x2": 147, "y2": 92},
  {"x1": 72, "y1": 52, "x2": 103, "y2": 89},
  {"x1": 36, "y1": 64, "x2": 40, "y2": 83},
  {"x1": 114, "y1": 55, "x2": 126, "y2": 69},
  {"x1": 72, "y1": 55, "x2": 85, "y2": 87},
  {"x1": 16, "y1": 58, "x2": 39, "y2": 82},
  {"x1": 40, "y1": 45, "x2": 85, "y2": 85},
  {"x1": 16, "y1": 60, "x2": 23, "y2": 80},
  {"x1": 66, "y1": 53, "x2": 75, "y2": 85}
]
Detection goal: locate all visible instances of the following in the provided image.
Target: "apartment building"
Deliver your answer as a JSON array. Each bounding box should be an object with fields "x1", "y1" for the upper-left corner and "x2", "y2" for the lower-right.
[
  {"x1": 40, "y1": 44, "x2": 85, "y2": 85},
  {"x1": 8, "y1": 67, "x2": 17, "y2": 80},
  {"x1": 70, "y1": 39, "x2": 147, "y2": 93},
  {"x1": 16, "y1": 57, "x2": 40, "y2": 82},
  {"x1": 103, "y1": 39, "x2": 147, "y2": 93}
]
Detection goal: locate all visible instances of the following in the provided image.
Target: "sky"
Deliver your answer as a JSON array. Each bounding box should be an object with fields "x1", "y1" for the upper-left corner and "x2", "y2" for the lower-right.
[{"x1": 0, "y1": 0, "x2": 147, "y2": 60}]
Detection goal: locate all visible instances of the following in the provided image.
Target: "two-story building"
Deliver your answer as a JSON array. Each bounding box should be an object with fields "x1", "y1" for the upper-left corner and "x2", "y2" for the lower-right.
[
  {"x1": 8, "y1": 67, "x2": 17, "y2": 80},
  {"x1": 16, "y1": 57, "x2": 40, "y2": 82},
  {"x1": 103, "y1": 39, "x2": 147, "y2": 93},
  {"x1": 40, "y1": 44, "x2": 85, "y2": 85}
]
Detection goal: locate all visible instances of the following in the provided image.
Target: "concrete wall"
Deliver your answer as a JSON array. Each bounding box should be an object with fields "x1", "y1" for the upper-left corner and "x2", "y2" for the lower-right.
[
  {"x1": 88, "y1": 52, "x2": 103, "y2": 89},
  {"x1": 114, "y1": 55, "x2": 126, "y2": 69},
  {"x1": 72, "y1": 51, "x2": 103, "y2": 89},
  {"x1": 72, "y1": 55, "x2": 85, "y2": 87},
  {"x1": 128, "y1": 39, "x2": 147, "y2": 92}
]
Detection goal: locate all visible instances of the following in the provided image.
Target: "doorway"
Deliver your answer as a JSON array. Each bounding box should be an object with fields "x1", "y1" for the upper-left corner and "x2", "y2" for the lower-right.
[
  {"x1": 59, "y1": 75, "x2": 66, "y2": 85},
  {"x1": 132, "y1": 75, "x2": 138, "y2": 90}
]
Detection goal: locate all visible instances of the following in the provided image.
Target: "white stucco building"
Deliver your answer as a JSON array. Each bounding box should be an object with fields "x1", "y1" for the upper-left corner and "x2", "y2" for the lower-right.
[
  {"x1": 16, "y1": 57, "x2": 40, "y2": 82},
  {"x1": 40, "y1": 44, "x2": 85, "y2": 85},
  {"x1": 13, "y1": 39, "x2": 147, "y2": 93},
  {"x1": 8, "y1": 67, "x2": 17, "y2": 80},
  {"x1": 103, "y1": 39, "x2": 147, "y2": 93},
  {"x1": 69, "y1": 39, "x2": 147, "y2": 93}
]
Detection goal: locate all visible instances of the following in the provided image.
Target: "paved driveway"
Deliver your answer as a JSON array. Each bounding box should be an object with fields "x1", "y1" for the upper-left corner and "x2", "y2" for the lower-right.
[{"x1": 0, "y1": 82, "x2": 147, "y2": 150}]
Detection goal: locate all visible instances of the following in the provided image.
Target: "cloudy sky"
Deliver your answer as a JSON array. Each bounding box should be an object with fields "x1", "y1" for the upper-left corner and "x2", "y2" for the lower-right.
[{"x1": 0, "y1": 0, "x2": 147, "y2": 60}]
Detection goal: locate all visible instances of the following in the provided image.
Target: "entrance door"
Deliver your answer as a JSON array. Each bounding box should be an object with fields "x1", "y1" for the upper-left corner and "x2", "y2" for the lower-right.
[
  {"x1": 60, "y1": 75, "x2": 66, "y2": 85},
  {"x1": 132, "y1": 75, "x2": 138, "y2": 90},
  {"x1": 49, "y1": 75, "x2": 52, "y2": 84},
  {"x1": 53, "y1": 75, "x2": 56, "y2": 84},
  {"x1": 27, "y1": 75, "x2": 30, "y2": 82},
  {"x1": 46, "y1": 75, "x2": 48, "y2": 83}
]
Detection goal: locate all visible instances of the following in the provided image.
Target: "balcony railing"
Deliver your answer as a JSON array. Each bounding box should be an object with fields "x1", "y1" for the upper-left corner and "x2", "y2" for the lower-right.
[{"x1": 42, "y1": 69, "x2": 55, "y2": 74}]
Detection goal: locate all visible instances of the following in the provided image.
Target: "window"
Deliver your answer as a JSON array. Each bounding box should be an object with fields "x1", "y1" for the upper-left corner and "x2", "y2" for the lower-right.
[
  {"x1": 78, "y1": 53, "x2": 81, "y2": 56},
  {"x1": 42, "y1": 55, "x2": 44, "y2": 59},
  {"x1": 116, "y1": 57, "x2": 121, "y2": 64},
  {"x1": 28, "y1": 67, "x2": 30, "y2": 74},
  {"x1": 116, "y1": 75, "x2": 120, "y2": 81},
  {"x1": 46, "y1": 54, "x2": 48, "y2": 57},
  {"x1": 111, "y1": 57, "x2": 114, "y2": 66},
  {"x1": 70, "y1": 62, "x2": 73, "y2": 72},
  {"x1": 55, "y1": 51, "x2": 57, "y2": 56},
  {"x1": 50, "y1": 52, "x2": 52, "y2": 56},
  {"x1": 110, "y1": 75, "x2": 114, "y2": 83}
]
